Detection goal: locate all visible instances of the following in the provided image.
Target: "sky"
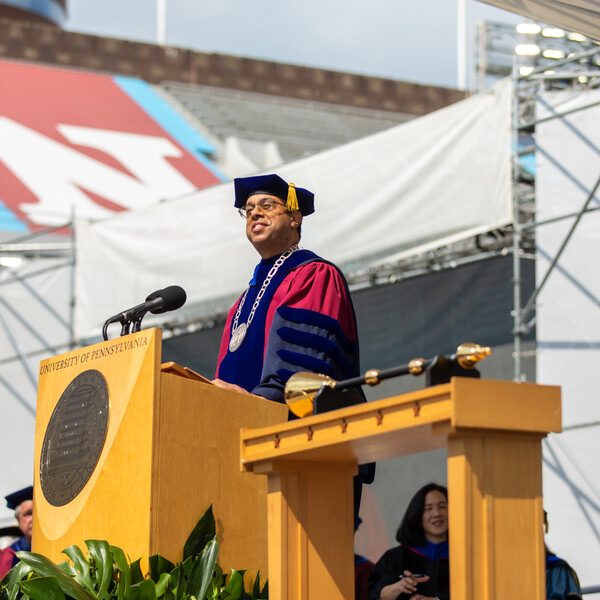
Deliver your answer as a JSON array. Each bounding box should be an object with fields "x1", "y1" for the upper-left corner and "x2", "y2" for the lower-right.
[{"x1": 64, "y1": 0, "x2": 527, "y2": 90}]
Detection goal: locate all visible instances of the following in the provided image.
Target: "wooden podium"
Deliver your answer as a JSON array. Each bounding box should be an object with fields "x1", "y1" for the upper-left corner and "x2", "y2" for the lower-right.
[
  {"x1": 32, "y1": 328, "x2": 287, "y2": 574},
  {"x1": 240, "y1": 377, "x2": 562, "y2": 600}
]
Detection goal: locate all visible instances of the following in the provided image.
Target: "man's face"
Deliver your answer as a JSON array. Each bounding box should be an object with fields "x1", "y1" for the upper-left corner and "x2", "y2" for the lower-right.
[
  {"x1": 244, "y1": 193, "x2": 301, "y2": 258},
  {"x1": 16, "y1": 499, "x2": 33, "y2": 542}
]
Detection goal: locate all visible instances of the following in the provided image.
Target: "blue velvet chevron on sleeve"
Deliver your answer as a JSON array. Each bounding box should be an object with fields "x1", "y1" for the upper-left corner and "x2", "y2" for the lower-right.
[{"x1": 252, "y1": 304, "x2": 359, "y2": 402}]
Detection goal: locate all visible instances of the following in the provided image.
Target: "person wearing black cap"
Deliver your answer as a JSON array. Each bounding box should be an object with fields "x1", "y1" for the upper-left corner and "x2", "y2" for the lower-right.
[
  {"x1": 212, "y1": 173, "x2": 364, "y2": 401},
  {"x1": 212, "y1": 173, "x2": 374, "y2": 517},
  {"x1": 0, "y1": 485, "x2": 33, "y2": 577}
]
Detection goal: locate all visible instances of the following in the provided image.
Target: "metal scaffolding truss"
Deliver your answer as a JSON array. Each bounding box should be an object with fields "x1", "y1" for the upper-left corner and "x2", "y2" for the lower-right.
[
  {"x1": 510, "y1": 47, "x2": 600, "y2": 596},
  {"x1": 0, "y1": 223, "x2": 75, "y2": 410},
  {"x1": 511, "y1": 44, "x2": 600, "y2": 382}
]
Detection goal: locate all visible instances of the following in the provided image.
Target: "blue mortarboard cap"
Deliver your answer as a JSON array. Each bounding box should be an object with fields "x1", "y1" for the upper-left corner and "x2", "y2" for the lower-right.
[
  {"x1": 5, "y1": 486, "x2": 33, "y2": 510},
  {"x1": 234, "y1": 174, "x2": 315, "y2": 216}
]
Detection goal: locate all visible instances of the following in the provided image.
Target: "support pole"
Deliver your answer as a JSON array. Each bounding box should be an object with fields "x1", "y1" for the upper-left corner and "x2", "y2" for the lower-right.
[
  {"x1": 157, "y1": 0, "x2": 167, "y2": 45},
  {"x1": 457, "y1": 0, "x2": 467, "y2": 90},
  {"x1": 511, "y1": 58, "x2": 523, "y2": 381}
]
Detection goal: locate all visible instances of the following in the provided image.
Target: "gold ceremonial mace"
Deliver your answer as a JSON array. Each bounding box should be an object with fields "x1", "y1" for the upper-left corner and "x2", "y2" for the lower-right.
[{"x1": 285, "y1": 342, "x2": 492, "y2": 418}]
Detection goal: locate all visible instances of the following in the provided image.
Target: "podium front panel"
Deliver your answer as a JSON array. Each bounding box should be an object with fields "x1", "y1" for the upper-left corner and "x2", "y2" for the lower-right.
[
  {"x1": 33, "y1": 327, "x2": 288, "y2": 576},
  {"x1": 33, "y1": 328, "x2": 161, "y2": 563}
]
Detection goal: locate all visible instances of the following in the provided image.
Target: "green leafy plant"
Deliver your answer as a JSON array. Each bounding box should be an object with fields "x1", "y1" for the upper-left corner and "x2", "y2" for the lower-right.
[{"x1": 0, "y1": 505, "x2": 267, "y2": 600}]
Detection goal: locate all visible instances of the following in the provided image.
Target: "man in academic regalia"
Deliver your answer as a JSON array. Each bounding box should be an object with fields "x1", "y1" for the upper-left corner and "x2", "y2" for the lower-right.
[
  {"x1": 544, "y1": 510, "x2": 583, "y2": 600},
  {"x1": 0, "y1": 486, "x2": 33, "y2": 577},
  {"x1": 211, "y1": 174, "x2": 374, "y2": 518}
]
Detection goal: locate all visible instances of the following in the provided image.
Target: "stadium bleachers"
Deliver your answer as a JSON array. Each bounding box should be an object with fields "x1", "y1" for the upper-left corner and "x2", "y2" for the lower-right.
[{"x1": 161, "y1": 81, "x2": 413, "y2": 161}]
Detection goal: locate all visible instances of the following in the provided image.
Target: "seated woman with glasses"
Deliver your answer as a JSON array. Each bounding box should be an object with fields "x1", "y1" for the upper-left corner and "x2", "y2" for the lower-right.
[{"x1": 368, "y1": 483, "x2": 449, "y2": 600}]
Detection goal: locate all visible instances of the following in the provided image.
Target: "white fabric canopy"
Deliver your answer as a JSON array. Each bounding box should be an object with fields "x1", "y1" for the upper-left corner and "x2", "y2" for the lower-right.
[
  {"x1": 536, "y1": 88, "x2": 600, "y2": 589},
  {"x1": 75, "y1": 79, "x2": 513, "y2": 339},
  {"x1": 479, "y1": 0, "x2": 600, "y2": 41}
]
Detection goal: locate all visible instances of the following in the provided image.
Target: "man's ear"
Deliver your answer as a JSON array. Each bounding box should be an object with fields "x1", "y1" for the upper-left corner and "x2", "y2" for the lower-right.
[{"x1": 290, "y1": 212, "x2": 303, "y2": 229}]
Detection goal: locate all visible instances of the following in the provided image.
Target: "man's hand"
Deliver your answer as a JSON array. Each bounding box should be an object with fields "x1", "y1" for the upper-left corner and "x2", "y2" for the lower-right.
[{"x1": 211, "y1": 379, "x2": 254, "y2": 395}]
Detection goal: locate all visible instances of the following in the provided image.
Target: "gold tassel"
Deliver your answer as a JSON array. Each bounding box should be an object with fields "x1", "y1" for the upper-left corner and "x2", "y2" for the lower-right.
[{"x1": 286, "y1": 183, "x2": 299, "y2": 212}]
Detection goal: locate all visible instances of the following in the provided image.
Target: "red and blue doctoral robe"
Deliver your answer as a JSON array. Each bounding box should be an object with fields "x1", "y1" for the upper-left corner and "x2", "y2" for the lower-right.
[
  {"x1": 216, "y1": 248, "x2": 375, "y2": 515},
  {"x1": 216, "y1": 249, "x2": 362, "y2": 401}
]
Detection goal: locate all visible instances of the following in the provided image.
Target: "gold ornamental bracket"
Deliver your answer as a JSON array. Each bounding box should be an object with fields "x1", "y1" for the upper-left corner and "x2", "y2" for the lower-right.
[{"x1": 285, "y1": 342, "x2": 491, "y2": 418}]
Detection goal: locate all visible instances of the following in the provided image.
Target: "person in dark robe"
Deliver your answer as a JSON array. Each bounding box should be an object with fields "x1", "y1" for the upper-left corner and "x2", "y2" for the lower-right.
[
  {"x1": 212, "y1": 173, "x2": 374, "y2": 517},
  {"x1": 355, "y1": 516, "x2": 375, "y2": 600},
  {"x1": 546, "y1": 550, "x2": 582, "y2": 600},
  {"x1": 0, "y1": 486, "x2": 33, "y2": 578},
  {"x1": 368, "y1": 483, "x2": 449, "y2": 600},
  {"x1": 544, "y1": 510, "x2": 582, "y2": 600}
]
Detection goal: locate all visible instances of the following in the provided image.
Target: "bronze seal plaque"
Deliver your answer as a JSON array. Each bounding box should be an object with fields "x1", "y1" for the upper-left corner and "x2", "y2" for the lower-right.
[{"x1": 40, "y1": 369, "x2": 109, "y2": 507}]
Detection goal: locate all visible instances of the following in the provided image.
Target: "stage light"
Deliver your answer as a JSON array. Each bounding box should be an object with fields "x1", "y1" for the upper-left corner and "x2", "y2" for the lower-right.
[
  {"x1": 515, "y1": 44, "x2": 541, "y2": 56},
  {"x1": 475, "y1": 19, "x2": 596, "y2": 91},
  {"x1": 542, "y1": 27, "x2": 565, "y2": 38},
  {"x1": 516, "y1": 23, "x2": 541, "y2": 35},
  {"x1": 542, "y1": 49, "x2": 565, "y2": 59},
  {"x1": 578, "y1": 76, "x2": 588, "y2": 83}
]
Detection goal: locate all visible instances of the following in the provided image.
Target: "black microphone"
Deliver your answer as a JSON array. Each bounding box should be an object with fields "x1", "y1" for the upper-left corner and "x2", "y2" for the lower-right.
[
  {"x1": 103, "y1": 286, "x2": 187, "y2": 339},
  {"x1": 144, "y1": 285, "x2": 187, "y2": 315}
]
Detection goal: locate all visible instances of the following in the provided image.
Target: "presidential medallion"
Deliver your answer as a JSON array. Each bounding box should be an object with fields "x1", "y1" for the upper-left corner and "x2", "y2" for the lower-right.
[
  {"x1": 229, "y1": 322, "x2": 247, "y2": 352},
  {"x1": 228, "y1": 245, "x2": 298, "y2": 354}
]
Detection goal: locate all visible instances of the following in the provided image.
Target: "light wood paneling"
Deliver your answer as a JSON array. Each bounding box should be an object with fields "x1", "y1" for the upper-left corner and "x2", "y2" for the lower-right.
[
  {"x1": 33, "y1": 329, "x2": 288, "y2": 578},
  {"x1": 33, "y1": 329, "x2": 161, "y2": 563},
  {"x1": 241, "y1": 378, "x2": 561, "y2": 600}
]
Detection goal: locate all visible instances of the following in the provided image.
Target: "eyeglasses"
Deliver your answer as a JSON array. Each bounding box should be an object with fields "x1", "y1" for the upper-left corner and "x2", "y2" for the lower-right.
[{"x1": 238, "y1": 198, "x2": 286, "y2": 219}]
